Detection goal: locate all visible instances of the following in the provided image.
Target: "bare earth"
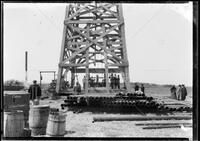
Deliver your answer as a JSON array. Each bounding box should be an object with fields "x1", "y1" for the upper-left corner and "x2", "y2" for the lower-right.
[{"x1": 38, "y1": 87, "x2": 193, "y2": 139}]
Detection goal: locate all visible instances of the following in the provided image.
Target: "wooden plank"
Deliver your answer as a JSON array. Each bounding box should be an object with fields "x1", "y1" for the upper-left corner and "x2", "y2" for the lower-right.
[
  {"x1": 78, "y1": 16, "x2": 116, "y2": 19},
  {"x1": 71, "y1": 68, "x2": 120, "y2": 73},
  {"x1": 108, "y1": 63, "x2": 128, "y2": 67},
  {"x1": 107, "y1": 56, "x2": 120, "y2": 64},
  {"x1": 64, "y1": 20, "x2": 120, "y2": 24},
  {"x1": 101, "y1": 5, "x2": 118, "y2": 18},
  {"x1": 56, "y1": 5, "x2": 70, "y2": 93},
  {"x1": 85, "y1": 27, "x2": 90, "y2": 94},
  {"x1": 104, "y1": 39, "x2": 110, "y2": 93},
  {"x1": 107, "y1": 41, "x2": 122, "y2": 45},
  {"x1": 62, "y1": 42, "x2": 92, "y2": 63},
  {"x1": 89, "y1": 51, "x2": 104, "y2": 55},
  {"x1": 78, "y1": 6, "x2": 101, "y2": 16},
  {"x1": 67, "y1": 41, "x2": 88, "y2": 46},
  {"x1": 66, "y1": 4, "x2": 89, "y2": 21},
  {"x1": 69, "y1": 23, "x2": 125, "y2": 63},
  {"x1": 59, "y1": 63, "x2": 86, "y2": 67},
  {"x1": 93, "y1": 115, "x2": 192, "y2": 122},
  {"x1": 118, "y1": 4, "x2": 131, "y2": 92}
]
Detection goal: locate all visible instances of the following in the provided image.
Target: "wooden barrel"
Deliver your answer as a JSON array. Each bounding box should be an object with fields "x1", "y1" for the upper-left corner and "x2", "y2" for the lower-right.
[
  {"x1": 4, "y1": 110, "x2": 24, "y2": 137},
  {"x1": 29, "y1": 105, "x2": 50, "y2": 136},
  {"x1": 46, "y1": 113, "x2": 66, "y2": 137}
]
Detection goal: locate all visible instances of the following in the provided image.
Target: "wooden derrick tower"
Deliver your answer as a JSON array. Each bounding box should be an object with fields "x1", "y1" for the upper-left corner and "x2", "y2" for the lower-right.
[{"x1": 56, "y1": 3, "x2": 131, "y2": 94}]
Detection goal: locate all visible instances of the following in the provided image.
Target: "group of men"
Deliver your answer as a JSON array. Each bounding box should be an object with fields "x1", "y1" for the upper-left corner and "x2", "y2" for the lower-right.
[
  {"x1": 134, "y1": 83, "x2": 145, "y2": 93},
  {"x1": 109, "y1": 74, "x2": 120, "y2": 89},
  {"x1": 170, "y1": 84, "x2": 187, "y2": 101},
  {"x1": 82, "y1": 75, "x2": 106, "y2": 88},
  {"x1": 82, "y1": 74, "x2": 121, "y2": 89}
]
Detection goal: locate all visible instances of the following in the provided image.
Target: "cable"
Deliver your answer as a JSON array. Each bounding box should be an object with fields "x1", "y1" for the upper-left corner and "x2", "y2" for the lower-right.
[
  {"x1": 130, "y1": 5, "x2": 166, "y2": 40},
  {"x1": 32, "y1": 3, "x2": 63, "y2": 33}
]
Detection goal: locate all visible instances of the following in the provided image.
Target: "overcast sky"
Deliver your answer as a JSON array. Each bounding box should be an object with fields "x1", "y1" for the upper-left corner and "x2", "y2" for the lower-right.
[{"x1": 3, "y1": 2, "x2": 193, "y2": 86}]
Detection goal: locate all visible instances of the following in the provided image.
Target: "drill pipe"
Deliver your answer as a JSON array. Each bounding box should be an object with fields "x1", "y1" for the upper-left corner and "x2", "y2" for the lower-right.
[{"x1": 93, "y1": 115, "x2": 192, "y2": 122}]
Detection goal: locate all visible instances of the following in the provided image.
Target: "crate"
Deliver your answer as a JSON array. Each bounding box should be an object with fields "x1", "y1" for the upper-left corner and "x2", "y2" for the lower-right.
[
  {"x1": 4, "y1": 91, "x2": 30, "y2": 128},
  {"x1": 4, "y1": 91, "x2": 30, "y2": 111}
]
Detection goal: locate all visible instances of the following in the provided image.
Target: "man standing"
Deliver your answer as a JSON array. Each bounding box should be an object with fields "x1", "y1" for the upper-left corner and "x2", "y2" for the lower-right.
[
  {"x1": 74, "y1": 82, "x2": 81, "y2": 95},
  {"x1": 82, "y1": 76, "x2": 86, "y2": 89},
  {"x1": 170, "y1": 85, "x2": 177, "y2": 99},
  {"x1": 176, "y1": 85, "x2": 182, "y2": 100},
  {"x1": 114, "y1": 74, "x2": 117, "y2": 89},
  {"x1": 28, "y1": 80, "x2": 41, "y2": 104},
  {"x1": 134, "y1": 83, "x2": 139, "y2": 91},
  {"x1": 181, "y1": 84, "x2": 187, "y2": 101},
  {"x1": 141, "y1": 84, "x2": 145, "y2": 94},
  {"x1": 109, "y1": 73, "x2": 114, "y2": 89},
  {"x1": 117, "y1": 75, "x2": 120, "y2": 89}
]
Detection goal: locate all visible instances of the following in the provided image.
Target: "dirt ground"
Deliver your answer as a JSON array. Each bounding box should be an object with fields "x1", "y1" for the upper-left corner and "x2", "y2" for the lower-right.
[{"x1": 38, "y1": 95, "x2": 193, "y2": 139}]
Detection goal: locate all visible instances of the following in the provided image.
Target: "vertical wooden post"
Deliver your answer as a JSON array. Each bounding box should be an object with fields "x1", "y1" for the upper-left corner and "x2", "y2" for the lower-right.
[
  {"x1": 104, "y1": 40, "x2": 109, "y2": 93},
  {"x1": 85, "y1": 25, "x2": 90, "y2": 94},
  {"x1": 103, "y1": 23, "x2": 109, "y2": 93},
  {"x1": 56, "y1": 6, "x2": 69, "y2": 93},
  {"x1": 71, "y1": 68, "x2": 75, "y2": 88},
  {"x1": 85, "y1": 50, "x2": 89, "y2": 93},
  {"x1": 25, "y1": 51, "x2": 28, "y2": 83},
  {"x1": 118, "y1": 4, "x2": 131, "y2": 92}
]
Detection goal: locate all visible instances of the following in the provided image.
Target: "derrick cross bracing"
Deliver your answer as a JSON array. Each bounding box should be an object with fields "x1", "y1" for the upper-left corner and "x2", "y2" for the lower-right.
[{"x1": 56, "y1": 3, "x2": 131, "y2": 94}]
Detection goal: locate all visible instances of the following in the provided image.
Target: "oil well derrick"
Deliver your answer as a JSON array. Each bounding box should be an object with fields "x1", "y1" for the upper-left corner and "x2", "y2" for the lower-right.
[{"x1": 56, "y1": 3, "x2": 131, "y2": 94}]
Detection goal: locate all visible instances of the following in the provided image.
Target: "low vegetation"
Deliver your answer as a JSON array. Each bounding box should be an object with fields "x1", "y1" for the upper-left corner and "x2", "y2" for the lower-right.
[{"x1": 4, "y1": 79, "x2": 25, "y2": 91}]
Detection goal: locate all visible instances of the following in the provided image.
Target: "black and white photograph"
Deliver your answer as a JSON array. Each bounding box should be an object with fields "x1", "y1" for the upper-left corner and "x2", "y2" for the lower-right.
[{"x1": 1, "y1": 1, "x2": 198, "y2": 140}]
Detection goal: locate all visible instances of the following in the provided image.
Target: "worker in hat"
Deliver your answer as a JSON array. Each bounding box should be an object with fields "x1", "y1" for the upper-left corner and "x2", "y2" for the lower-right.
[{"x1": 28, "y1": 80, "x2": 41, "y2": 105}]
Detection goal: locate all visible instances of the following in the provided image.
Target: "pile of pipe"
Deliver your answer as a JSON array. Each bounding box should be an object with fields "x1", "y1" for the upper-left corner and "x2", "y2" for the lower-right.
[{"x1": 61, "y1": 92, "x2": 192, "y2": 113}]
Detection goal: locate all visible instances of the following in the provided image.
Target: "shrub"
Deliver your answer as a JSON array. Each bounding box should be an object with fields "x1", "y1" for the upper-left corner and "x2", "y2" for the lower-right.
[{"x1": 4, "y1": 79, "x2": 25, "y2": 91}]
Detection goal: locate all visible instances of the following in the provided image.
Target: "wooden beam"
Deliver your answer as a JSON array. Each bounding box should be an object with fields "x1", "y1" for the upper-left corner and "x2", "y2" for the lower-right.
[
  {"x1": 56, "y1": 5, "x2": 69, "y2": 93},
  {"x1": 103, "y1": 38, "x2": 110, "y2": 93},
  {"x1": 108, "y1": 63, "x2": 128, "y2": 67},
  {"x1": 93, "y1": 115, "x2": 192, "y2": 122},
  {"x1": 62, "y1": 42, "x2": 93, "y2": 63},
  {"x1": 85, "y1": 27, "x2": 90, "y2": 93},
  {"x1": 59, "y1": 63, "x2": 86, "y2": 67},
  {"x1": 69, "y1": 23, "x2": 125, "y2": 63},
  {"x1": 66, "y1": 4, "x2": 89, "y2": 21},
  {"x1": 64, "y1": 20, "x2": 120, "y2": 24},
  {"x1": 101, "y1": 5, "x2": 118, "y2": 18},
  {"x1": 118, "y1": 4, "x2": 131, "y2": 92},
  {"x1": 77, "y1": 16, "x2": 116, "y2": 19},
  {"x1": 71, "y1": 68, "x2": 120, "y2": 73},
  {"x1": 67, "y1": 41, "x2": 88, "y2": 46}
]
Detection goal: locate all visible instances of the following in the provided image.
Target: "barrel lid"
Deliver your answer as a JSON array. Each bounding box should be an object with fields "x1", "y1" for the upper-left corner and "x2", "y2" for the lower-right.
[
  {"x1": 4, "y1": 110, "x2": 23, "y2": 114},
  {"x1": 32, "y1": 105, "x2": 50, "y2": 109},
  {"x1": 4, "y1": 91, "x2": 30, "y2": 95}
]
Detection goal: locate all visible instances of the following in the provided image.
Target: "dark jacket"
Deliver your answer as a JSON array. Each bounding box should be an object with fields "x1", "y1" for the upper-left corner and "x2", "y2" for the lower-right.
[
  {"x1": 135, "y1": 85, "x2": 139, "y2": 91},
  {"x1": 28, "y1": 84, "x2": 41, "y2": 100}
]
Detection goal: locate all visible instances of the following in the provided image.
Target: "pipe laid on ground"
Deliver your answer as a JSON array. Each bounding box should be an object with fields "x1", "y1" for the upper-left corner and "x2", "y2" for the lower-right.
[
  {"x1": 143, "y1": 125, "x2": 192, "y2": 129},
  {"x1": 93, "y1": 115, "x2": 192, "y2": 122},
  {"x1": 135, "y1": 122, "x2": 192, "y2": 126}
]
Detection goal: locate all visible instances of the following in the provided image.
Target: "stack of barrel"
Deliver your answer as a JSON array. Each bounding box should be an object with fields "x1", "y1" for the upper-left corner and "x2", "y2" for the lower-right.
[
  {"x1": 61, "y1": 92, "x2": 192, "y2": 113},
  {"x1": 29, "y1": 106, "x2": 66, "y2": 137}
]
